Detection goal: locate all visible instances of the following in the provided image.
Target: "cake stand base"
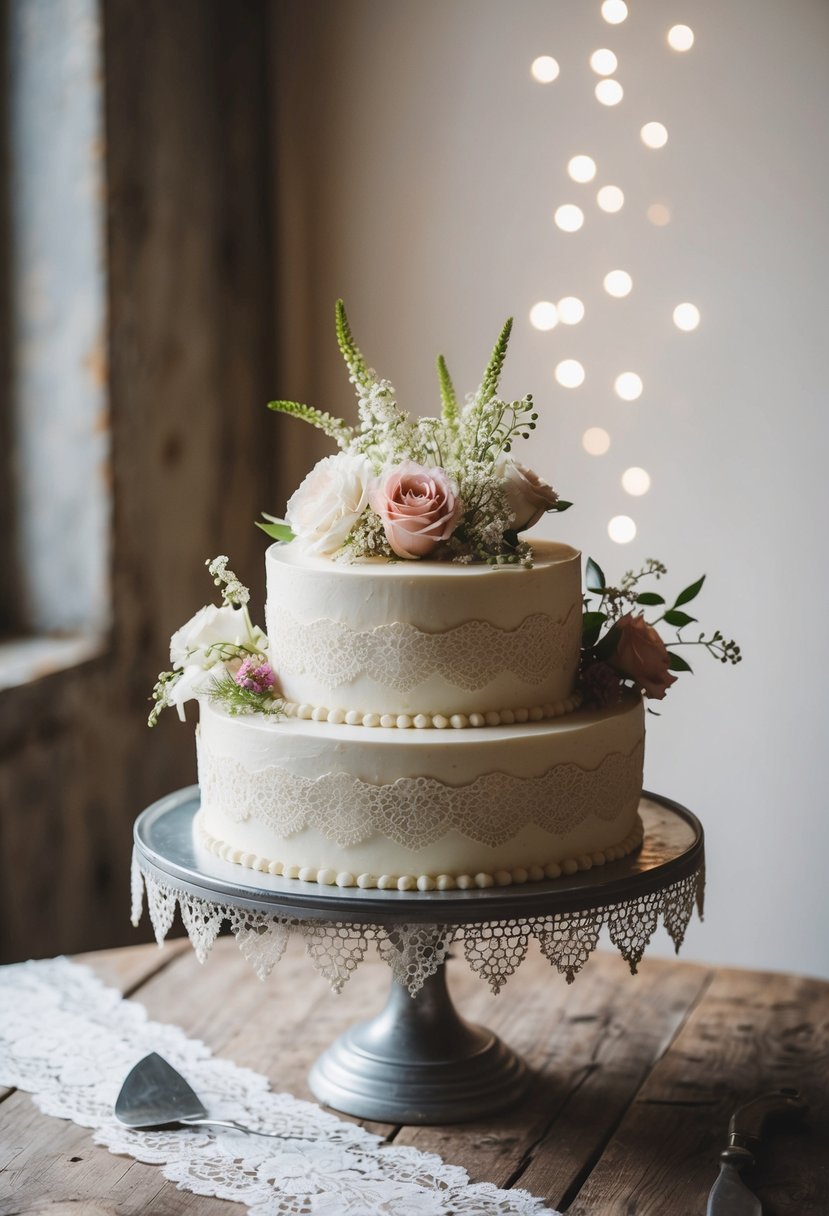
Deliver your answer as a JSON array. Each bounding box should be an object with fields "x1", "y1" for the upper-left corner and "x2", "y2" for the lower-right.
[
  {"x1": 309, "y1": 963, "x2": 527, "y2": 1124},
  {"x1": 133, "y1": 788, "x2": 705, "y2": 1125}
]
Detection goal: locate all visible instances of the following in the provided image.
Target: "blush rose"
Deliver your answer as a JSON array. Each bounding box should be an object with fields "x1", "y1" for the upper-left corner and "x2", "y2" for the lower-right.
[
  {"x1": 498, "y1": 457, "x2": 559, "y2": 531},
  {"x1": 370, "y1": 462, "x2": 462, "y2": 559},
  {"x1": 609, "y1": 613, "x2": 678, "y2": 700}
]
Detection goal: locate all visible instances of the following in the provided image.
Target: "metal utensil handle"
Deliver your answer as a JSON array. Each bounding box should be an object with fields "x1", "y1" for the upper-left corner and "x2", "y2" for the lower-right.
[
  {"x1": 180, "y1": 1116, "x2": 294, "y2": 1138},
  {"x1": 728, "y1": 1088, "x2": 806, "y2": 1151}
]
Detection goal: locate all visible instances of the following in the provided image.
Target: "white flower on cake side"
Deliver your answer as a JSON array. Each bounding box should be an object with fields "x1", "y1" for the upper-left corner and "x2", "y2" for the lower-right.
[{"x1": 148, "y1": 557, "x2": 282, "y2": 726}]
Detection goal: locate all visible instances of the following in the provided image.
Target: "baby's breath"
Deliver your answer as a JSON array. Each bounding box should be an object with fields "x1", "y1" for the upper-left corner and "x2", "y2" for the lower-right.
[{"x1": 206, "y1": 556, "x2": 250, "y2": 607}]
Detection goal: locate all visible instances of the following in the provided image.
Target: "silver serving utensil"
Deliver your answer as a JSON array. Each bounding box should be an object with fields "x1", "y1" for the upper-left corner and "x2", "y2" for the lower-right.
[
  {"x1": 115, "y1": 1052, "x2": 295, "y2": 1138},
  {"x1": 706, "y1": 1088, "x2": 806, "y2": 1216}
]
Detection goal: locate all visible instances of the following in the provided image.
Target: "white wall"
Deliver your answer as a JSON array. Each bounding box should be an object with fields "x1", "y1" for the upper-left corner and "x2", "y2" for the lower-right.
[{"x1": 275, "y1": 0, "x2": 829, "y2": 978}]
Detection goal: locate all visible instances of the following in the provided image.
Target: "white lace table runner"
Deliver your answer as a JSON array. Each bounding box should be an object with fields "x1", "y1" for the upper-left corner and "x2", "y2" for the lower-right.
[{"x1": 0, "y1": 958, "x2": 558, "y2": 1215}]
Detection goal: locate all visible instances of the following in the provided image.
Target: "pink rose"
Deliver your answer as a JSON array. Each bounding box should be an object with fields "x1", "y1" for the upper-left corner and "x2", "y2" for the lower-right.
[
  {"x1": 499, "y1": 458, "x2": 559, "y2": 531},
  {"x1": 370, "y1": 462, "x2": 462, "y2": 559},
  {"x1": 609, "y1": 613, "x2": 678, "y2": 700}
]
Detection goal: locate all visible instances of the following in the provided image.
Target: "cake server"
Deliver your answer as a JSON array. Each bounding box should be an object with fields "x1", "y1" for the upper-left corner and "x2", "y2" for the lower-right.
[
  {"x1": 705, "y1": 1088, "x2": 805, "y2": 1216},
  {"x1": 115, "y1": 1052, "x2": 300, "y2": 1138}
]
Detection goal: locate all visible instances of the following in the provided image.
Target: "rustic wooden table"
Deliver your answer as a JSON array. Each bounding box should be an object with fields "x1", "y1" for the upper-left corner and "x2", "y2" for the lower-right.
[{"x1": 1, "y1": 936, "x2": 827, "y2": 1214}]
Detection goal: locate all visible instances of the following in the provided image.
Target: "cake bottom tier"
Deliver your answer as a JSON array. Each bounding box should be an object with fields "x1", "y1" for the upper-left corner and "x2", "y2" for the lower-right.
[{"x1": 195, "y1": 694, "x2": 645, "y2": 890}]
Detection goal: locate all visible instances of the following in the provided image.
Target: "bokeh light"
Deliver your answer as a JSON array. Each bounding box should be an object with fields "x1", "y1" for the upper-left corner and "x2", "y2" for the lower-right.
[
  {"x1": 622, "y1": 467, "x2": 651, "y2": 496},
  {"x1": 601, "y1": 0, "x2": 628, "y2": 25},
  {"x1": 590, "y1": 48, "x2": 618, "y2": 75},
  {"x1": 529, "y1": 301, "x2": 559, "y2": 330},
  {"x1": 554, "y1": 204, "x2": 585, "y2": 232},
  {"x1": 608, "y1": 515, "x2": 637, "y2": 543},
  {"x1": 597, "y1": 185, "x2": 624, "y2": 213},
  {"x1": 568, "y1": 155, "x2": 597, "y2": 183},
  {"x1": 647, "y1": 202, "x2": 671, "y2": 226},
  {"x1": 531, "y1": 56, "x2": 560, "y2": 83},
  {"x1": 603, "y1": 270, "x2": 632, "y2": 298},
  {"x1": 555, "y1": 359, "x2": 586, "y2": 388},
  {"x1": 641, "y1": 122, "x2": 669, "y2": 149},
  {"x1": 595, "y1": 79, "x2": 624, "y2": 106},
  {"x1": 614, "y1": 372, "x2": 643, "y2": 401},
  {"x1": 668, "y1": 24, "x2": 694, "y2": 51},
  {"x1": 583, "y1": 427, "x2": 611, "y2": 455},
  {"x1": 673, "y1": 302, "x2": 701, "y2": 331},
  {"x1": 557, "y1": 296, "x2": 585, "y2": 325}
]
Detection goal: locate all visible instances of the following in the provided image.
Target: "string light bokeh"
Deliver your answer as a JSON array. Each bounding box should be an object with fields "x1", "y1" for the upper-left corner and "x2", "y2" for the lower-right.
[{"x1": 528, "y1": 4, "x2": 697, "y2": 544}]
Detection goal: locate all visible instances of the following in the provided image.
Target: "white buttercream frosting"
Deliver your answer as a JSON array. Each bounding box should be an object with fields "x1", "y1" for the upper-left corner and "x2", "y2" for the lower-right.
[
  {"x1": 195, "y1": 695, "x2": 645, "y2": 884},
  {"x1": 265, "y1": 540, "x2": 581, "y2": 717}
]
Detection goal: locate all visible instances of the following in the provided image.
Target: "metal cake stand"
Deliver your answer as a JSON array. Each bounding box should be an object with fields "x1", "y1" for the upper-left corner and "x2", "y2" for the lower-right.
[{"x1": 133, "y1": 788, "x2": 704, "y2": 1125}]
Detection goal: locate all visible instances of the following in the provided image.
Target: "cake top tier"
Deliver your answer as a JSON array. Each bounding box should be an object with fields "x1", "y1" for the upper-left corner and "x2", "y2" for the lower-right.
[{"x1": 265, "y1": 539, "x2": 583, "y2": 719}]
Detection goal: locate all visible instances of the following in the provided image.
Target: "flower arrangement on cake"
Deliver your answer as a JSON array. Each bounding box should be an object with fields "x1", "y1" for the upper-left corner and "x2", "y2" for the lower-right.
[
  {"x1": 148, "y1": 557, "x2": 282, "y2": 725},
  {"x1": 147, "y1": 302, "x2": 740, "y2": 729},
  {"x1": 579, "y1": 556, "x2": 741, "y2": 708},
  {"x1": 257, "y1": 299, "x2": 570, "y2": 565}
]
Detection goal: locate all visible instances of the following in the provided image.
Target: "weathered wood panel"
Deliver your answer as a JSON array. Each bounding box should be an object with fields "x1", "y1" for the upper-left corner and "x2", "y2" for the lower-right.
[{"x1": 0, "y1": 0, "x2": 279, "y2": 963}]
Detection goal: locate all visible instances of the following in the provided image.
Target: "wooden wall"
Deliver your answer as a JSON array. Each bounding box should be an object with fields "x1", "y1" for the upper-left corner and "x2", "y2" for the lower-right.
[{"x1": 0, "y1": 0, "x2": 281, "y2": 961}]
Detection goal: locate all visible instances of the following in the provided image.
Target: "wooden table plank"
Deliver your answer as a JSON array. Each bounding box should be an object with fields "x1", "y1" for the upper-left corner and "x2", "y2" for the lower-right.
[
  {"x1": 392, "y1": 947, "x2": 712, "y2": 1201},
  {"x1": 2, "y1": 940, "x2": 827, "y2": 1215},
  {"x1": 561, "y1": 966, "x2": 829, "y2": 1215}
]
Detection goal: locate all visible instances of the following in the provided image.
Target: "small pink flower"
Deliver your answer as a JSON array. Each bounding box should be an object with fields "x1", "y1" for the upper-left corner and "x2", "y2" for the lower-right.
[
  {"x1": 609, "y1": 613, "x2": 678, "y2": 700},
  {"x1": 370, "y1": 462, "x2": 462, "y2": 559},
  {"x1": 234, "y1": 656, "x2": 276, "y2": 694}
]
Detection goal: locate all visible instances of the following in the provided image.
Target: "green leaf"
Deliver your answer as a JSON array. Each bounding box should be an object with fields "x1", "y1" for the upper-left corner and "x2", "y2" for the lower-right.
[
  {"x1": 674, "y1": 574, "x2": 706, "y2": 608},
  {"x1": 256, "y1": 519, "x2": 295, "y2": 543},
  {"x1": 548, "y1": 499, "x2": 572, "y2": 513},
  {"x1": 664, "y1": 609, "x2": 697, "y2": 628},
  {"x1": 585, "y1": 556, "x2": 606, "y2": 593},
  {"x1": 636, "y1": 591, "x2": 665, "y2": 606},
  {"x1": 582, "y1": 610, "x2": 608, "y2": 647},
  {"x1": 667, "y1": 651, "x2": 693, "y2": 673},
  {"x1": 436, "y1": 354, "x2": 459, "y2": 431}
]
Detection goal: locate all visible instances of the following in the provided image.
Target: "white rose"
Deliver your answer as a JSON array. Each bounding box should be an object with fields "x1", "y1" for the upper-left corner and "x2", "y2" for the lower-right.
[
  {"x1": 167, "y1": 662, "x2": 224, "y2": 721},
  {"x1": 286, "y1": 452, "x2": 372, "y2": 556},
  {"x1": 169, "y1": 603, "x2": 248, "y2": 669},
  {"x1": 498, "y1": 457, "x2": 559, "y2": 531}
]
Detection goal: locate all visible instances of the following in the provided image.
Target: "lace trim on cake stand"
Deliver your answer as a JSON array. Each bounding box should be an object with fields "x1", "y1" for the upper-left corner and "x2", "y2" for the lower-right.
[
  {"x1": 278, "y1": 691, "x2": 583, "y2": 730},
  {"x1": 196, "y1": 739, "x2": 645, "y2": 849},
  {"x1": 267, "y1": 605, "x2": 580, "y2": 693},
  {"x1": 131, "y1": 850, "x2": 705, "y2": 996},
  {"x1": 1, "y1": 958, "x2": 558, "y2": 1215},
  {"x1": 195, "y1": 812, "x2": 645, "y2": 892}
]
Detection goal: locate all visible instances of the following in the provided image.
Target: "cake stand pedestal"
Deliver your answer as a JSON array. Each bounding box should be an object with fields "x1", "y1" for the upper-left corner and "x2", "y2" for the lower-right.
[{"x1": 132, "y1": 788, "x2": 704, "y2": 1125}]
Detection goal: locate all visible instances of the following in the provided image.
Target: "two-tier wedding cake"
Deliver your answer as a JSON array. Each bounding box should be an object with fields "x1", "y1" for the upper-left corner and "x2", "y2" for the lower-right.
[{"x1": 149, "y1": 303, "x2": 739, "y2": 891}]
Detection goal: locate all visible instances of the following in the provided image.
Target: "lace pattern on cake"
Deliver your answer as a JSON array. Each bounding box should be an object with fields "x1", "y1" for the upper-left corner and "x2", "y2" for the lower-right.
[
  {"x1": 267, "y1": 605, "x2": 580, "y2": 692},
  {"x1": 197, "y1": 738, "x2": 644, "y2": 848}
]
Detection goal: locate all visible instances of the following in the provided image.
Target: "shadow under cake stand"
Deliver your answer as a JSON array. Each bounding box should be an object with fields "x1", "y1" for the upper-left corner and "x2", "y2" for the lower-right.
[{"x1": 132, "y1": 788, "x2": 704, "y2": 1125}]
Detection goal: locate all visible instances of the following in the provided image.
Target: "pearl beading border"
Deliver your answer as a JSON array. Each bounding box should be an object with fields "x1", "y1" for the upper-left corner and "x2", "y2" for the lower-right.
[
  {"x1": 276, "y1": 691, "x2": 583, "y2": 731},
  {"x1": 195, "y1": 811, "x2": 644, "y2": 892}
]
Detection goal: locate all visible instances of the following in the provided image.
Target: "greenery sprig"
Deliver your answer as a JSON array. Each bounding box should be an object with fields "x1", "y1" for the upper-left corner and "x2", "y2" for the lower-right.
[
  {"x1": 582, "y1": 556, "x2": 742, "y2": 679},
  {"x1": 207, "y1": 670, "x2": 285, "y2": 718}
]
